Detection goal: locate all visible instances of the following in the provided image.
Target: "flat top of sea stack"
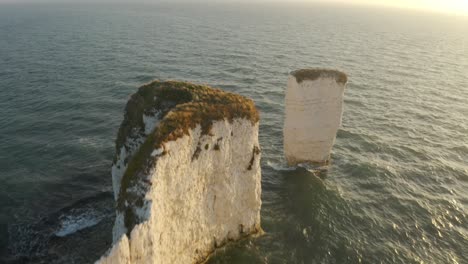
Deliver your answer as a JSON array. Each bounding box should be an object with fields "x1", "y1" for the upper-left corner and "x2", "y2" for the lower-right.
[
  {"x1": 290, "y1": 68, "x2": 348, "y2": 84},
  {"x1": 143, "y1": 81, "x2": 259, "y2": 145},
  {"x1": 116, "y1": 80, "x2": 259, "y2": 153}
]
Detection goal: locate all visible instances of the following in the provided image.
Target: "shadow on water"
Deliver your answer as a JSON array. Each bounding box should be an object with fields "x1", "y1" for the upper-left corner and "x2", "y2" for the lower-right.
[{"x1": 208, "y1": 167, "x2": 365, "y2": 264}]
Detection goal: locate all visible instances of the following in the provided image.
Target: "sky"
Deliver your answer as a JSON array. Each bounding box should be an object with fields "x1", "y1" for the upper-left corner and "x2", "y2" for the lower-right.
[
  {"x1": 0, "y1": 0, "x2": 467, "y2": 15},
  {"x1": 335, "y1": 0, "x2": 468, "y2": 15}
]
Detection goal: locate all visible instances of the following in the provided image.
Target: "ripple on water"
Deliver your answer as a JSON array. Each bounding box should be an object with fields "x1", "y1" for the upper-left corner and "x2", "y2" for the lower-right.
[{"x1": 1, "y1": 3, "x2": 468, "y2": 264}]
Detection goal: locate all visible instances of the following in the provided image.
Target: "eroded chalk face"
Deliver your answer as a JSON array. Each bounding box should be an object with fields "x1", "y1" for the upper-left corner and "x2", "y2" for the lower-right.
[
  {"x1": 284, "y1": 69, "x2": 348, "y2": 166},
  {"x1": 99, "y1": 81, "x2": 262, "y2": 264}
]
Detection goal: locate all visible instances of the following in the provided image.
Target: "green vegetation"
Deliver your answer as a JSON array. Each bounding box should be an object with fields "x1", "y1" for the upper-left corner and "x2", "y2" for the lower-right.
[
  {"x1": 115, "y1": 80, "x2": 260, "y2": 234},
  {"x1": 291, "y1": 68, "x2": 348, "y2": 84}
]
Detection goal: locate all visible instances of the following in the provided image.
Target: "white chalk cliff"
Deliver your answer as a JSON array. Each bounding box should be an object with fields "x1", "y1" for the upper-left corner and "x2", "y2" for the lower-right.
[
  {"x1": 284, "y1": 69, "x2": 348, "y2": 166},
  {"x1": 98, "y1": 81, "x2": 262, "y2": 264}
]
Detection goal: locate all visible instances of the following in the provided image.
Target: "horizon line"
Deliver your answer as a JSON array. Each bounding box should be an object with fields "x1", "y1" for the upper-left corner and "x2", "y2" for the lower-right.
[{"x1": 0, "y1": 0, "x2": 466, "y2": 18}]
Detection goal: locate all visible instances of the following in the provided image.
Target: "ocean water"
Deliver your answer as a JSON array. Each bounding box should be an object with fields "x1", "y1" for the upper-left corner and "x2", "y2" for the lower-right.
[{"x1": 0, "y1": 2, "x2": 467, "y2": 263}]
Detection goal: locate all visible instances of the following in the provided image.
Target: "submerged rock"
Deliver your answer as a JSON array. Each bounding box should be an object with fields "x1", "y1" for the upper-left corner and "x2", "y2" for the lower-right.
[
  {"x1": 98, "y1": 81, "x2": 262, "y2": 264},
  {"x1": 284, "y1": 69, "x2": 348, "y2": 166}
]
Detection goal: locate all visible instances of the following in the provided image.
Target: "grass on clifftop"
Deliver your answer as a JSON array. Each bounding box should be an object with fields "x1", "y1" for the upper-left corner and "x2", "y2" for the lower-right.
[{"x1": 291, "y1": 68, "x2": 348, "y2": 84}]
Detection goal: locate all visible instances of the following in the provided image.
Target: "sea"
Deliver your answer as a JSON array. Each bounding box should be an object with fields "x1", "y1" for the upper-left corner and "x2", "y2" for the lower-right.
[{"x1": 0, "y1": 2, "x2": 467, "y2": 263}]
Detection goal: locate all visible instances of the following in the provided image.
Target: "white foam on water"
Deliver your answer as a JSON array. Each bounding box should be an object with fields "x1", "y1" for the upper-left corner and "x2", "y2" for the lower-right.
[
  {"x1": 55, "y1": 211, "x2": 104, "y2": 237},
  {"x1": 266, "y1": 160, "x2": 296, "y2": 171}
]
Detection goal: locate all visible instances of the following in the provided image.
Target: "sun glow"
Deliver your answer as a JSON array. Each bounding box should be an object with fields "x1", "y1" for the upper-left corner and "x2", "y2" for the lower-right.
[
  {"x1": 324, "y1": 0, "x2": 468, "y2": 15},
  {"x1": 411, "y1": 0, "x2": 468, "y2": 15}
]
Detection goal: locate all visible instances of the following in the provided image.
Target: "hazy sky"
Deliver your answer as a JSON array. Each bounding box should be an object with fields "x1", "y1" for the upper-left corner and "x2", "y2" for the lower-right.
[
  {"x1": 338, "y1": 0, "x2": 468, "y2": 15},
  {"x1": 0, "y1": 0, "x2": 467, "y2": 15}
]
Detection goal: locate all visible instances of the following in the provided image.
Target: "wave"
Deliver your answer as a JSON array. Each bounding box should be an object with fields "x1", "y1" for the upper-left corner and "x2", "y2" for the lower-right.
[
  {"x1": 266, "y1": 160, "x2": 329, "y2": 179},
  {"x1": 5, "y1": 192, "x2": 114, "y2": 263},
  {"x1": 54, "y1": 209, "x2": 106, "y2": 238}
]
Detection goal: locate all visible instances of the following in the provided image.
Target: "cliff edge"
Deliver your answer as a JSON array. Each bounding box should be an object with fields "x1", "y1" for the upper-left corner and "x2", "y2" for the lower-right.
[{"x1": 98, "y1": 81, "x2": 262, "y2": 264}]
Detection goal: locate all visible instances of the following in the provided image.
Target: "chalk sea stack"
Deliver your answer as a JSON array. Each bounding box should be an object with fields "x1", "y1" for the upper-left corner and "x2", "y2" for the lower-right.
[
  {"x1": 284, "y1": 69, "x2": 348, "y2": 166},
  {"x1": 98, "y1": 81, "x2": 262, "y2": 263}
]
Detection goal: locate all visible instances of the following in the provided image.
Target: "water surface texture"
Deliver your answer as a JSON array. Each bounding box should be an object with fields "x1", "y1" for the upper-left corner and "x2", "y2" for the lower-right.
[{"x1": 0, "y1": 3, "x2": 467, "y2": 263}]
